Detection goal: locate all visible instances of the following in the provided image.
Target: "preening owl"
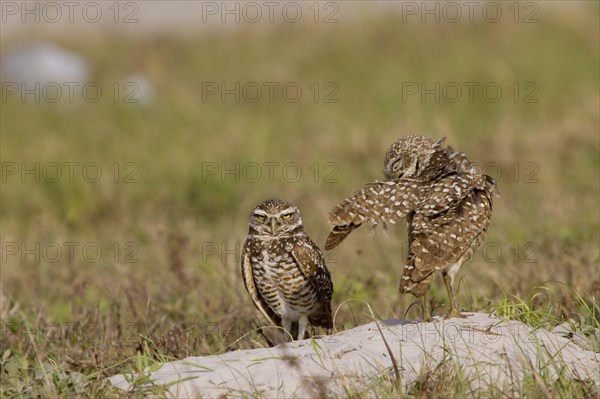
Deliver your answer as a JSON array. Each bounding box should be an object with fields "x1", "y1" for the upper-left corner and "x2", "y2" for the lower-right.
[
  {"x1": 242, "y1": 199, "x2": 333, "y2": 340},
  {"x1": 325, "y1": 135, "x2": 498, "y2": 320}
]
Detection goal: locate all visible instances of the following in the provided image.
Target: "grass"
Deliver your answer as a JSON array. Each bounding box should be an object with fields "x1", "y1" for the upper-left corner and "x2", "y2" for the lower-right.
[{"x1": 1, "y1": 3, "x2": 599, "y2": 397}]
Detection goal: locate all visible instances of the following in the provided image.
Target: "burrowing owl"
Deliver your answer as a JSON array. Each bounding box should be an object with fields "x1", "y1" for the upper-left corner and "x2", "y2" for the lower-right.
[
  {"x1": 242, "y1": 199, "x2": 333, "y2": 340},
  {"x1": 325, "y1": 135, "x2": 498, "y2": 320}
]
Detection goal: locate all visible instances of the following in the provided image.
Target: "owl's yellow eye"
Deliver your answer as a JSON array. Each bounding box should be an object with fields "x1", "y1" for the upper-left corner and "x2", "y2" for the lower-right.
[
  {"x1": 282, "y1": 213, "x2": 292, "y2": 219},
  {"x1": 256, "y1": 215, "x2": 266, "y2": 221}
]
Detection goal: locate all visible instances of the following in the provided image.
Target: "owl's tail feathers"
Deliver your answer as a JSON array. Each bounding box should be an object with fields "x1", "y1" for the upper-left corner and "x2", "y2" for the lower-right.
[
  {"x1": 324, "y1": 223, "x2": 360, "y2": 250},
  {"x1": 399, "y1": 268, "x2": 434, "y2": 298}
]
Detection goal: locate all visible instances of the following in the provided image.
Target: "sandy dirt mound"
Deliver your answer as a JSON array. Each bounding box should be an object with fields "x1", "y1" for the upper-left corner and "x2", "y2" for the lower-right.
[{"x1": 110, "y1": 313, "x2": 600, "y2": 397}]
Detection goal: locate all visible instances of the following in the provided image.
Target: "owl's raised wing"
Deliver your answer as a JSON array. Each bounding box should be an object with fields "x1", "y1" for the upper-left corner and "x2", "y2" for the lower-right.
[
  {"x1": 241, "y1": 240, "x2": 281, "y2": 327},
  {"x1": 291, "y1": 239, "x2": 333, "y2": 329},
  {"x1": 325, "y1": 180, "x2": 421, "y2": 250},
  {"x1": 417, "y1": 172, "x2": 485, "y2": 217}
]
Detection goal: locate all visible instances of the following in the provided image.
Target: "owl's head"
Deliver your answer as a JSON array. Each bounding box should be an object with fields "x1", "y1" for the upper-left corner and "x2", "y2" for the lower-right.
[
  {"x1": 248, "y1": 199, "x2": 303, "y2": 236},
  {"x1": 383, "y1": 135, "x2": 445, "y2": 180}
]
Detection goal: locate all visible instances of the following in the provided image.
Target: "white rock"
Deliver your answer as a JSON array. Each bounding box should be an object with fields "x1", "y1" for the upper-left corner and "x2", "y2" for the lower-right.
[
  {"x1": 109, "y1": 313, "x2": 600, "y2": 397},
  {"x1": 122, "y1": 73, "x2": 156, "y2": 105},
  {"x1": 1, "y1": 42, "x2": 89, "y2": 86}
]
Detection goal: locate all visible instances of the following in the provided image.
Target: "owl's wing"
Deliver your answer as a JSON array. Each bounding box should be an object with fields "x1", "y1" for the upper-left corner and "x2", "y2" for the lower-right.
[
  {"x1": 325, "y1": 180, "x2": 421, "y2": 250},
  {"x1": 241, "y1": 241, "x2": 281, "y2": 327},
  {"x1": 401, "y1": 187, "x2": 494, "y2": 296},
  {"x1": 291, "y1": 239, "x2": 333, "y2": 328},
  {"x1": 418, "y1": 173, "x2": 484, "y2": 216}
]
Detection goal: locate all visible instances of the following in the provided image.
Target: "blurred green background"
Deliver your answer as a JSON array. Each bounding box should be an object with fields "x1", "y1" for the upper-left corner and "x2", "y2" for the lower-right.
[{"x1": 1, "y1": 1, "x2": 598, "y2": 395}]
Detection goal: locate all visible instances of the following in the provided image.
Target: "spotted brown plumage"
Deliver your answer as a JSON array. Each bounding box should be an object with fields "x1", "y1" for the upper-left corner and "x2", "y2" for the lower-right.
[
  {"x1": 326, "y1": 135, "x2": 498, "y2": 320},
  {"x1": 241, "y1": 199, "x2": 333, "y2": 341}
]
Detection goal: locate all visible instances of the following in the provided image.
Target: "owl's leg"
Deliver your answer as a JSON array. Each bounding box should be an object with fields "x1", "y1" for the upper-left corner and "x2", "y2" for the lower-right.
[
  {"x1": 422, "y1": 290, "x2": 432, "y2": 321},
  {"x1": 282, "y1": 318, "x2": 293, "y2": 341},
  {"x1": 442, "y1": 271, "x2": 466, "y2": 319},
  {"x1": 297, "y1": 315, "x2": 309, "y2": 340}
]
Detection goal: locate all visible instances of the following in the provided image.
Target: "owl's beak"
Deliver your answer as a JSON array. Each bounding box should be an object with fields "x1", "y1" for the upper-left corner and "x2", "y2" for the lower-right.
[{"x1": 270, "y1": 218, "x2": 278, "y2": 234}]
